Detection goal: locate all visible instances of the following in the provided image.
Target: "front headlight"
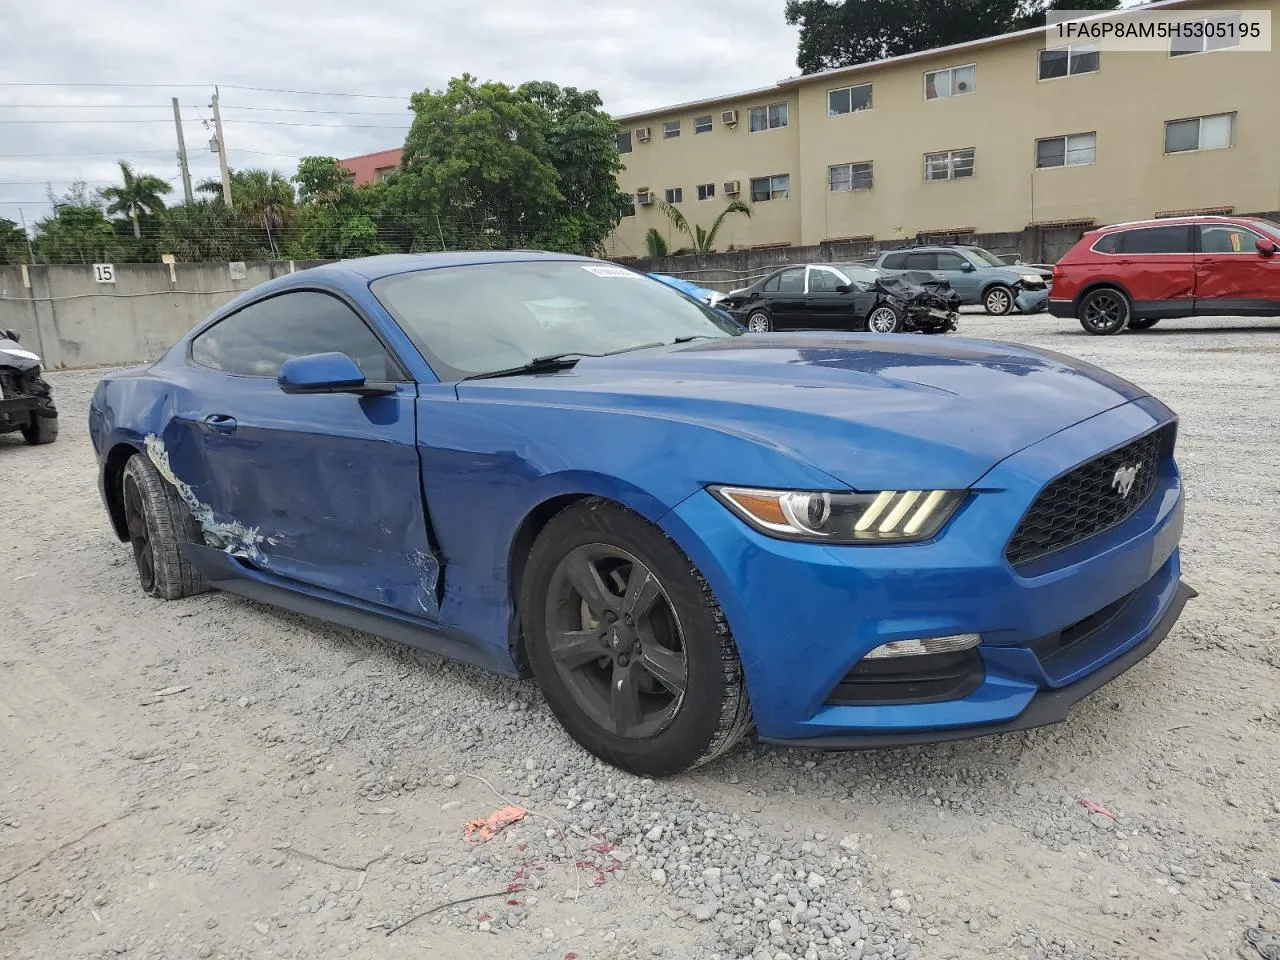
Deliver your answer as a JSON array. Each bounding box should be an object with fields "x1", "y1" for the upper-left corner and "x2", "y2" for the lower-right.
[
  {"x1": 706, "y1": 292, "x2": 726, "y2": 307},
  {"x1": 710, "y1": 486, "x2": 965, "y2": 544},
  {"x1": 1018, "y1": 274, "x2": 1046, "y2": 286}
]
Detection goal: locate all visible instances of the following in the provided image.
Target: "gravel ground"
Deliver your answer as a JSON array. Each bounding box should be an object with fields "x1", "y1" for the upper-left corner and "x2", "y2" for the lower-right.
[{"x1": 2, "y1": 312, "x2": 1278, "y2": 960}]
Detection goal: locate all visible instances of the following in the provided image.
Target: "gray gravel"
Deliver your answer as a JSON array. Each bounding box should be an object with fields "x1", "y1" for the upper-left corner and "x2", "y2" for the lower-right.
[{"x1": 1, "y1": 311, "x2": 1278, "y2": 960}]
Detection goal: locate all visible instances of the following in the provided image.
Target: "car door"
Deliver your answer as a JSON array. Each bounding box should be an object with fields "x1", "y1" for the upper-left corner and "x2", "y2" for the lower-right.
[
  {"x1": 179, "y1": 288, "x2": 441, "y2": 617},
  {"x1": 769, "y1": 267, "x2": 808, "y2": 328},
  {"x1": 933, "y1": 250, "x2": 980, "y2": 302},
  {"x1": 1110, "y1": 224, "x2": 1196, "y2": 318},
  {"x1": 1193, "y1": 222, "x2": 1280, "y2": 315},
  {"x1": 803, "y1": 266, "x2": 856, "y2": 328}
]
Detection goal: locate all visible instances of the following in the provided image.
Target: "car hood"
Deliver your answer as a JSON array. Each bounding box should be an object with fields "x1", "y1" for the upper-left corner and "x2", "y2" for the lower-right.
[
  {"x1": 0, "y1": 337, "x2": 42, "y2": 373},
  {"x1": 456, "y1": 334, "x2": 1147, "y2": 490}
]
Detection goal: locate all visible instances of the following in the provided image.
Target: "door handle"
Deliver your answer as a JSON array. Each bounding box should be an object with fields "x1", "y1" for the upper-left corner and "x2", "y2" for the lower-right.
[{"x1": 203, "y1": 414, "x2": 238, "y2": 433}]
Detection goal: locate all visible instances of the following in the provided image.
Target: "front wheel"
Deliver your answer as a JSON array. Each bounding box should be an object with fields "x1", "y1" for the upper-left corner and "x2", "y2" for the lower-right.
[
  {"x1": 745, "y1": 311, "x2": 771, "y2": 333},
  {"x1": 120, "y1": 454, "x2": 208, "y2": 600},
  {"x1": 521, "y1": 499, "x2": 752, "y2": 777},
  {"x1": 983, "y1": 285, "x2": 1015, "y2": 316},
  {"x1": 1078, "y1": 288, "x2": 1130, "y2": 335},
  {"x1": 1128, "y1": 318, "x2": 1160, "y2": 330},
  {"x1": 866, "y1": 304, "x2": 904, "y2": 333},
  {"x1": 21, "y1": 414, "x2": 57, "y2": 445}
]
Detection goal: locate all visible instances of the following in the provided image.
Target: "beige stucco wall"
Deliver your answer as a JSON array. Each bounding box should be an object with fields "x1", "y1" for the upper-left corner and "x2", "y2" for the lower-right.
[{"x1": 608, "y1": 0, "x2": 1280, "y2": 256}]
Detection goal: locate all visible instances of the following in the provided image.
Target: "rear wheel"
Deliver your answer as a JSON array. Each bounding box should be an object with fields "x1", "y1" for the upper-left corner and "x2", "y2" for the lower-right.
[
  {"x1": 21, "y1": 414, "x2": 57, "y2": 445},
  {"x1": 1128, "y1": 318, "x2": 1160, "y2": 330},
  {"x1": 983, "y1": 285, "x2": 1015, "y2": 316},
  {"x1": 746, "y1": 311, "x2": 771, "y2": 333},
  {"x1": 120, "y1": 454, "x2": 208, "y2": 600},
  {"x1": 867, "y1": 304, "x2": 904, "y2": 333},
  {"x1": 1078, "y1": 287, "x2": 1130, "y2": 335},
  {"x1": 521, "y1": 499, "x2": 752, "y2": 777}
]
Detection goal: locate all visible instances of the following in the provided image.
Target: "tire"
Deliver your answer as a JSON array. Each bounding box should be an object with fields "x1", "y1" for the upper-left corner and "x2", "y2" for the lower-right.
[
  {"x1": 21, "y1": 414, "x2": 57, "y2": 445},
  {"x1": 866, "y1": 304, "x2": 904, "y2": 333},
  {"x1": 1077, "y1": 287, "x2": 1130, "y2": 335},
  {"x1": 120, "y1": 454, "x2": 208, "y2": 600},
  {"x1": 745, "y1": 311, "x2": 771, "y2": 333},
  {"x1": 1128, "y1": 318, "x2": 1160, "y2": 330},
  {"x1": 982, "y1": 285, "x2": 1015, "y2": 316},
  {"x1": 520, "y1": 498, "x2": 752, "y2": 777}
]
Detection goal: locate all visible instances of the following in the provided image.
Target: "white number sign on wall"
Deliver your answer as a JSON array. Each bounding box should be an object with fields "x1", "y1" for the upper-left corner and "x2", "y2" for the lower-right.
[{"x1": 93, "y1": 263, "x2": 116, "y2": 283}]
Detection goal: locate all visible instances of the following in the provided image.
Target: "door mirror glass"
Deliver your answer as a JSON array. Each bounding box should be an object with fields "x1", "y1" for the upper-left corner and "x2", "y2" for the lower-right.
[
  {"x1": 1257, "y1": 237, "x2": 1278, "y2": 257},
  {"x1": 834, "y1": 284, "x2": 852, "y2": 294},
  {"x1": 960, "y1": 261, "x2": 976, "y2": 272},
  {"x1": 1, "y1": 328, "x2": 17, "y2": 343},
  {"x1": 278, "y1": 352, "x2": 390, "y2": 395}
]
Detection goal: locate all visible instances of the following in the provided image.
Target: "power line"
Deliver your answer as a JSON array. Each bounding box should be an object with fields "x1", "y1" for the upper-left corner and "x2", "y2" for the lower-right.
[
  {"x1": 0, "y1": 118, "x2": 409, "y2": 128},
  {"x1": 0, "y1": 149, "x2": 176, "y2": 158},
  {"x1": 0, "y1": 81, "x2": 407, "y2": 100}
]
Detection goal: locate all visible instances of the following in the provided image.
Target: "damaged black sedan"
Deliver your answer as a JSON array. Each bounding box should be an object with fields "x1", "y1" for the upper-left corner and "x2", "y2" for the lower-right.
[
  {"x1": 0, "y1": 329, "x2": 58, "y2": 445},
  {"x1": 721, "y1": 263, "x2": 959, "y2": 334}
]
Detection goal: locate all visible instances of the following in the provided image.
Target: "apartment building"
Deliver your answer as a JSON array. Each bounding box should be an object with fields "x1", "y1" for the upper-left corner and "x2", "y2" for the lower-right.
[{"x1": 607, "y1": 0, "x2": 1280, "y2": 258}]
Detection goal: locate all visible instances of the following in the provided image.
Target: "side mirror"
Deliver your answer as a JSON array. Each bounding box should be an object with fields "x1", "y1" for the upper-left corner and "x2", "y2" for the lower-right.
[
  {"x1": 2, "y1": 328, "x2": 18, "y2": 343},
  {"x1": 959, "y1": 262, "x2": 976, "y2": 272},
  {"x1": 1257, "y1": 238, "x2": 1278, "y2": 257},
  {"x1": 278, "y1": 352, "x2": 393, "y2": 396},
  {"x1": 834, "y1": 284, "x2": 852, "y2": 294}
]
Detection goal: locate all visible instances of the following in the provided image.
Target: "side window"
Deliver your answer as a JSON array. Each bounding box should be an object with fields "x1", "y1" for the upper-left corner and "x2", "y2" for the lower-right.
[
  {"x1": 904, "y1": 252, "x2": 937, "y2": 270},
  {"x1": 807, "y1": 269, "x2": 841, "y2": 293},
  {"x1": 762, "y1": 272, "x2": 782, "y2": 292},
  {"x1": 880, "y1": 252, "x2": 909, "y2": 269},
  {"x1": 1092, "y1": 232, "x2": 1121, "y2": 254},
  {"x1": 1199, "y1": 224, "x2": 1262, "y2": 253},
  {"x1": 776, "y1": 268, "x2": 806, "y2": 293},
  {"x1": 1119, "y1": 225, "x2": 1192, "y2": 254},
  {"x1": 934, "y1": 252, "x2": 968, "y2": 270},
  {"x1": 191, "y1": 291, "x2": 398, "y2": 380}
]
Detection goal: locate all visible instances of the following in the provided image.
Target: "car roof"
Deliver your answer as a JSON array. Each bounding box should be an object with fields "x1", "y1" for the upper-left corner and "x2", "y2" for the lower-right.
[{"x1": 1095, "y1": 215, "x2": 1244, "y2": 233}]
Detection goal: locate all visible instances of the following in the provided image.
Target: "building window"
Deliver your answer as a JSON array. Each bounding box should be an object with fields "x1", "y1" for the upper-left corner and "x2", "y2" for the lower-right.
[
  {"x1": 616, "y1": 131, "x2": 633, "y2": 153},
  {"x1": 828, "y1": 162, "x2": 873, "y2": 191},
  {"x1": 375, "y1": 167, "x2": 396, "y2": 184},
  {"x1": 1165, "y1": 113, "x2": 1235, "y2": 153},
  {"x1": 750, "y1": 174, "x2": 790, "y2": 202},
  {"x1": 663, "y1": 120, "x2": 680, "y2": 139},
  {"x1": 924, "y1": 64, "x2": 975, "y2": 99},
  {"x1": 827, "y1": 83, "x2": 873, "y2": 116},
  {"x1": 694, "y1": 114, "x2": 713, "y2": 134},
  {"x1": 1171, "y1": 15, "x2": 1243, "y2": 56},
  {"x1": 621, "y1": 195, "x2": 636, "y2": 217},
  {"x1": 749, "y1": 102, "x2": 789, "y2": 132},
  {"x1": 664, "y1": 187, "x2": 683, "y2": 204},
  {"x1": 1038, "y1": 42, "x2": 1099, "y2": 79},
  {"x1": 924, "y1": 148, "x2": 975, "y2": 180},
  {"x1": 1035, "y1": 132, "x2": 1096, "y2": 168},
  {"x1": 696, "y1": 182, "x2": 715, "y2": 201}
]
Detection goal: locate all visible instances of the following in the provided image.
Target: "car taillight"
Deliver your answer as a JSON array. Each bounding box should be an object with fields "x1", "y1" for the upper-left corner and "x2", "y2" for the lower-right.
[{"x1": 1052, "y1": 265, "x2": 1064, "y2": 283}]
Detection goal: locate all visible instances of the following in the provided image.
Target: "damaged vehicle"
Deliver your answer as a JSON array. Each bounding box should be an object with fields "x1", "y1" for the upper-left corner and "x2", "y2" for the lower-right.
[
  {"x1": 720, "y1": 263, "x2": 958, "y2": 334},
  {"x1": 90, "y1": 252, "x2": 1191, "y2": 777},
  {"x1": 0, "y1": 328, "x2": 58, "y2": 445}
]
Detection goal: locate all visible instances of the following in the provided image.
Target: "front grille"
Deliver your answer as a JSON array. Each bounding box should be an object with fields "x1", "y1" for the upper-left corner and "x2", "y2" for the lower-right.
[{"x1": 1006, "y1": 426, "x2": 1169, "y2": 567}]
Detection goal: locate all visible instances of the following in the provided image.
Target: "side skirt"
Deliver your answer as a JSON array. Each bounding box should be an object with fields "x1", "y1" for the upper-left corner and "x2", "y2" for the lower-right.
[{"x1": 180, "y1": 543, "x2": 517, "y2": 677}]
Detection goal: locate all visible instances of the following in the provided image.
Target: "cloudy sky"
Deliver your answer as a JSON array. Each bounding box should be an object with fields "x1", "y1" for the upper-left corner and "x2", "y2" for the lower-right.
[{"x1": 0, "y1": 0, "x2": 800, "y2": 223}]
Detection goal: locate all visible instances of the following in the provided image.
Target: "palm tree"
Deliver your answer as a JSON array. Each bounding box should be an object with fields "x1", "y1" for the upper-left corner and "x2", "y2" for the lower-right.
[
  {"x1": 99, "y1": 161, "x2": 172, "y2": 239},
  {"x1": 644, "y1": 227, "x2": 668, "y2": 259},
  {"x1": 656, "y1": 199, "x2": 751, "y2": 255},
  {"x1": 197, "y1": 169, "x2": 296, "y2": 257}
]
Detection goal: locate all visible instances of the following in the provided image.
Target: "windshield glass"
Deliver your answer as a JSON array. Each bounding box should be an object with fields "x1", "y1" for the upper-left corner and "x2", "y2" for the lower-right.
[
  {"x1": 1246, "y1": 218, "x2": 1280, "y2": 242},
  {"x1": 372, "y1": 261, "x2": 742, "y2": 381},
  {"x1": 963, "y1": 247, "x2": 1005, "y2": 267},
  {"x1": 831, "y1": 263, "x2": 879, "y2": 285}
]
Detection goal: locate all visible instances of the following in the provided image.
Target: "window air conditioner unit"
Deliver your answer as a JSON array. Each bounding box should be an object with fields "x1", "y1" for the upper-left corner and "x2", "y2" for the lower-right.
[
  {"x1": 635, "y1": 126, "x2": 651, "y2": 142},
  {"x1": 721, "y1": 109, "x2": 739, "y2": 126},
  {"x1": 636, "y1": 189, "x2": 653, "y2": 205},
  {"x1": 723, "y1": 180, "x2": 741, "y2": 196}
]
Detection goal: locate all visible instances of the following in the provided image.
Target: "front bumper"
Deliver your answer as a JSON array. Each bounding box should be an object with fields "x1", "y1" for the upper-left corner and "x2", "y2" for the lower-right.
[
  {"x1": 1015, "y1": 287, "x2": 1050, "y2": 313},
  {"x1": 663, "y1": 396, "x2": 1187, "y2": 745}
]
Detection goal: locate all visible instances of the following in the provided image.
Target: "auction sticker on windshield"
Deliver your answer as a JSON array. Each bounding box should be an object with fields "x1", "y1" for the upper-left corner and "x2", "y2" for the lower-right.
[{"x1": 581, "y1": 265, "x2": 640, "y2": 278}]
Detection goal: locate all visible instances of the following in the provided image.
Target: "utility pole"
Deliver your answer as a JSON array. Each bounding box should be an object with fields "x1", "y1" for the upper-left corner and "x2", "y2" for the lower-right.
[
  {"x1": 210, "y1": 86, "x2": 233, "y2": 208},
  {"x1": 172, "y1": 97, "x2": 194, "y2": 204},
  {"x1": 18, "y1": 208, "x2": 35, "y2": 263}
]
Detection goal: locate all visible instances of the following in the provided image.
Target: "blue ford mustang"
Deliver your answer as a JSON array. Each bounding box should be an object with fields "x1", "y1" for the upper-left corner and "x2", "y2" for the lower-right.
[{"x1": 89, "y1": 252, "x2": 1192, "y2": 776}]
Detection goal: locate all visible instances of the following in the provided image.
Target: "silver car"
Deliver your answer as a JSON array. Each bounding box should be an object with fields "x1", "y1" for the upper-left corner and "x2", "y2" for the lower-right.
[{"x1": 874, "y1": 245, "x2": 1051, "y2": 315}]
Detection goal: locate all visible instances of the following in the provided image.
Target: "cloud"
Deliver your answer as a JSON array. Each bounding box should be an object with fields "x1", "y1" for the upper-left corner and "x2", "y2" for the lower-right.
[{"x1": 0, "y1": 0, "x2": 799, "y2": 221}]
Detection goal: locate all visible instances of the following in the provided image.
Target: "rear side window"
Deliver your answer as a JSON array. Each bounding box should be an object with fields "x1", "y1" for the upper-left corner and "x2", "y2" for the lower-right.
[
  {"x1": 191, "y1": 290, "x2": 399, "y2": 380},
  {"x1": 880, "y1": 252, "x2": 909, "y2": 269},
  {"x1": 1117, "y1": 225, "x2": 1192, "y2": 254},
  {"x1": 775, "y1": 267, "x2": 805, "y2": 292},
  {"x1": 904, "y1": 252, "x2": 937, "y2": 270},
  {"x1": 1092, "y1": 232, "x2": 1121, "y2": 254}
]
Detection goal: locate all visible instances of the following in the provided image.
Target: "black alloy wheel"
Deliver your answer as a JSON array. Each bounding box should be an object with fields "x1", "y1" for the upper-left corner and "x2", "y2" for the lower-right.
[
  {"x1": 1078, "y1": 288, "x2": 1130, "y2": 335},
  {"x1": 123, "y1": 472, "x2": 156, "y2": 593}
]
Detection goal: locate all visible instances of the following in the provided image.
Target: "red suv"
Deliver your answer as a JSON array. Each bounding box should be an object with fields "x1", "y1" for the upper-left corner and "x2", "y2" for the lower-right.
[{"x1": 1048, "y1": 216, "x2": 1280, "y2": 335}]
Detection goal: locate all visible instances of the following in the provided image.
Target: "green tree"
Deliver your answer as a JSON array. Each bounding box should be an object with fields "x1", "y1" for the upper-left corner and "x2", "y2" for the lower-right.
[
  {"x1": 33, "y1": 205, "x2": 118, "y2": 264},
  {"x1": 784, "y1": 0, "x2": 1118, "y2": 73},
  {"x1": 293, "y1": 156, "x2": 355, "y2": 205},
  {"x1": 0, "y1": 218, "x2": 30, "y2": 264},
  {"x1": 99, "y1": 160, "x2": 172, "y2": 239},
  {"x1": 657, "y1": 199, "x2": 751, "y2": 254},
  {"x1": 160, "y1": 201, "x2": 271, "y2": 262},
  {"x1": 197, "y1": 168, "x2": 295, "y2": 257},
  {"x1": 644, "y1": 228, "x2": 669, "y2": 259}
]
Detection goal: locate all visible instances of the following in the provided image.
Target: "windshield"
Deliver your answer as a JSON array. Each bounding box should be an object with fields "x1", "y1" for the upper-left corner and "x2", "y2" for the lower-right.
[
  {"x1": 963, "y1": 247, "x2": 1005, "y2": 267},
  {"x1": 831, "y1": 263, "x2": 879, "y2": 285},
  {"x1": 372, "y1": 260, "x2": 742, "y2": 381},
  {"x1": 1246, "y1": 218, "x2": 1280, "y2": 242}
]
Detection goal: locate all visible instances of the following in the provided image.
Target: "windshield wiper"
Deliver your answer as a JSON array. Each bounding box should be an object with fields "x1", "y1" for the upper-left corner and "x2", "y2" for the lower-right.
[
  {"x1": 460, "y1": 353, "x2": 590, "y2": 381},
  {"x1": 671, "y1": 335, "x2": 713, "y2": 344}
]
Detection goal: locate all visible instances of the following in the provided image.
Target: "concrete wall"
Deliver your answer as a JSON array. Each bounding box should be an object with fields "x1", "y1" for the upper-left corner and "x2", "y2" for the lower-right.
[{"x1": 0, "y1": 261, "x2": 331, "y2": 369}]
